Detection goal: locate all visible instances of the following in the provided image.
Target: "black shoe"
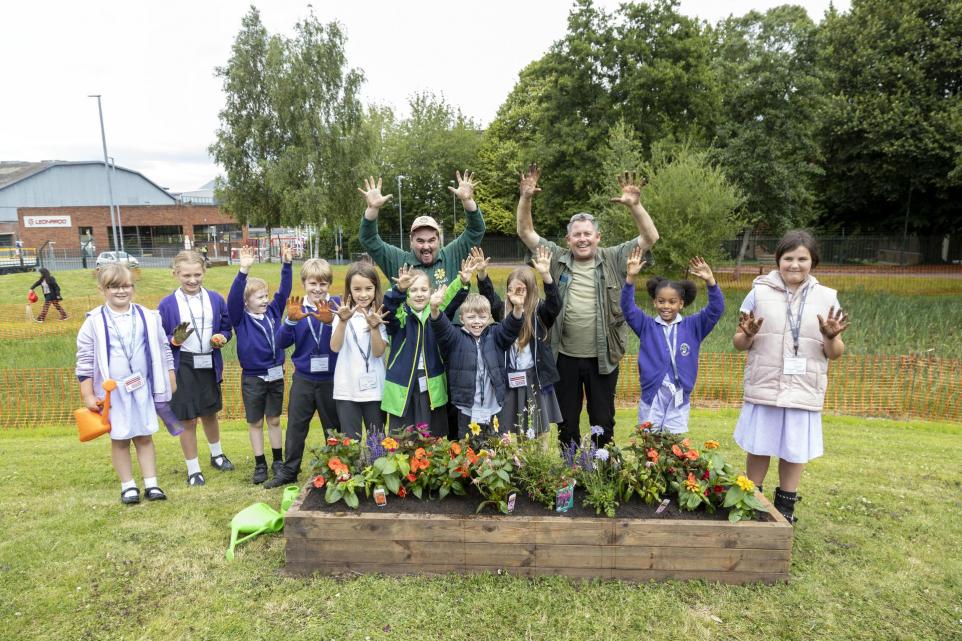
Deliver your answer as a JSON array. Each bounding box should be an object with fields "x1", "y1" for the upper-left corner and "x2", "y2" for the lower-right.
[
  {"x1": 145, "y1": 486, "x2": 167, "y2": 501},
  {"x1": 252, "y1": 462, "x2": 268, "y2": 484},
  {"x1": 263, "y1": 475, "x2": 295, "y2": 489},
  {"x1": 187, "y1": 472, "x2": 206, "y2": 487},
  {"x1": 774, "y1": 487, "x2": 802, "y2": 525},
  {"x1": 271, "y1": 459, "x2": 284, "y2": 479},
  {"x1": 120, "y1": 487, "x2": 140, "y2": 505},
  {"x1": 210, "y1": 454, "x2": 235, "y2": 471}
]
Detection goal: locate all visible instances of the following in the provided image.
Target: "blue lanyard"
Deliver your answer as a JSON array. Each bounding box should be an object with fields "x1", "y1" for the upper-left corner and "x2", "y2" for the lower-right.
[
  {"x1": 783, "y1": 282, "x2": 811, "y2": 356},
  {"x1": 179, "y1": 289, "x2": 208, "y2": 354},
  {"x1": 101, "y1": 306, "x2": 151, "y2": 380},
  {"x1": 253, "y1": 315, "x2": 277, "y2": 361},
  {"x1": 662, "y1": 323, "x2": 680, "y2": 385},
  {"x1": 348, "y1": 317, "x2": 372, "y2": 373}
]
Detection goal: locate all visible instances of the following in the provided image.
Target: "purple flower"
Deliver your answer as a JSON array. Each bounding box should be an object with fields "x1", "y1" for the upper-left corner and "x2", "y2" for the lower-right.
[
  {"x1": 590, "y1": 425, "x2": 604, "y2": 437},
  {"x1": 415, "y1": 422, "x2": 430, "y2": 437},
  {"x1": 594, "y1": 448, "x2": 610, "y2": 462},
  {"x1": 561, "y1": 441, "x2": 579, "y2": 469},
  {"x1": 365, "y1": 428, "x2": 386, "y2": 463}
]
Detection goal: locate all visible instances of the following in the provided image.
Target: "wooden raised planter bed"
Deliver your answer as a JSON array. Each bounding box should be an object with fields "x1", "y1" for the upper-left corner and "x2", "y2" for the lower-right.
[{"x1": 284, "y1": 487, "x2": 793, "y2": 584}]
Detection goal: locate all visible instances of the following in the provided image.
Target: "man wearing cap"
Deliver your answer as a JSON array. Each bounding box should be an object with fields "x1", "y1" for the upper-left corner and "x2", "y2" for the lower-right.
[
  {"x1": 516, "y1": 164, "x2": 659, "y2": 447},
  {"x1": 357, "y1": 171, "x2": 484, "y2": 289}
]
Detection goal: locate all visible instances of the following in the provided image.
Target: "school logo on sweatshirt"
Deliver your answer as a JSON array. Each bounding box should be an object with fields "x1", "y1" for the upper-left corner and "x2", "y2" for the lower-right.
[{"x1": 679, "y1": 343, "x2": 690, "y2": 357}]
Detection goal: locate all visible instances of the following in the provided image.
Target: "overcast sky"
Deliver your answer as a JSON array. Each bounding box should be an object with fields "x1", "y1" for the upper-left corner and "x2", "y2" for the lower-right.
[{"x1": 0, "y1": 0, "x2": 849, "y2": 193}]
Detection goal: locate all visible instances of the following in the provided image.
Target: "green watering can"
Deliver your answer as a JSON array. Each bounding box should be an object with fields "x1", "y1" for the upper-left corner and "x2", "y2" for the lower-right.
[{"x1": 225, "y1": 485, "x2": 300, "y2": 560}]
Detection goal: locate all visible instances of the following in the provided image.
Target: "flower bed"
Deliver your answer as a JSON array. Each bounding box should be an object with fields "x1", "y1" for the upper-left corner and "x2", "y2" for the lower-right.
[{"x1": 283, "y1": 424, "x2": 793, "y2": 584}]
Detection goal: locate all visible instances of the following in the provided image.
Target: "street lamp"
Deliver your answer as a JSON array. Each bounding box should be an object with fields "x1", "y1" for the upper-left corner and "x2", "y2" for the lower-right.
[
  {"x1": 89, "y1": 95, "x2": 120, "y2": 253},
  {"x1": 109, "y1": 157, "x2": 126, "y2": 256},
  {"x1": 397, "y1": 175, "x2": 406, "y2": 247},
  {"x1": 449, "y1": 180, "x2": 457, "y2": 235}
]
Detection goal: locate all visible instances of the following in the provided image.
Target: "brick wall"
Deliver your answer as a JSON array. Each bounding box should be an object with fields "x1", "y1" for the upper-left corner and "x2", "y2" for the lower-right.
[{"x1": 17, "y1": 205, "x2": 243, "y2": 249}]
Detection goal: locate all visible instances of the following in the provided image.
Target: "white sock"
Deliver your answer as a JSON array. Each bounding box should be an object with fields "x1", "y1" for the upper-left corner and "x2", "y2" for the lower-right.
[
  {"x1": 209, "y1": 441, "x2": 223, "y2": 458},
  {"x1": 121, "y1": 479, "x2": 137, "y2": 492},
  {"x1": 186, "y1": 458, "x2": 201, "y2": 476},
  {"x1": 143, "y1": 476, "x2": 158, "y2": 489}
]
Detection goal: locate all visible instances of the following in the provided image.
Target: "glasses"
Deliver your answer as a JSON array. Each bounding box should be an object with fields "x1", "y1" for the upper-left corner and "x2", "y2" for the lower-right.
[{"x1": 107, "y1": 284, "x2": 134, "y2": 292}]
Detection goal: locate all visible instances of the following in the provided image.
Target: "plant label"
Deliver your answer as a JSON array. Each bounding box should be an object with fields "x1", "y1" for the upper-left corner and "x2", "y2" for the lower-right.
[
  {"x1": 655, "y1": 498, "x2": 671, "y2": 514},
  {"x1": 556, "y1": 480, "x2": 575, "y2": 513},
  {"x1": 507, "y1": 493, "x2": 517, "y2": 513},
  {"x1": 373, "y1": 487, "x2": 387, "y2": 507}
]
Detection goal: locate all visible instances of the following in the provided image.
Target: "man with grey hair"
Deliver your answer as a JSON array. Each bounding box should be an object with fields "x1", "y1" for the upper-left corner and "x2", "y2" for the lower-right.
[{"x1": 516, "y1": 164, "x2": 659, "y2": 446}]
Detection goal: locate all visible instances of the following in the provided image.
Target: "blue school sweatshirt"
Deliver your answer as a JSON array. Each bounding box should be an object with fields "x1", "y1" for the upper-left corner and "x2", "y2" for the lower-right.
[
  {"x1": 227, "y1": 263, "x2": 292, "y2": 376},
  {"x1": 620, "y1": 282, "x2": 725, "y2": 405},
  {"x1": 278, "y1": 296, "x2": 340, "y2": 382}
]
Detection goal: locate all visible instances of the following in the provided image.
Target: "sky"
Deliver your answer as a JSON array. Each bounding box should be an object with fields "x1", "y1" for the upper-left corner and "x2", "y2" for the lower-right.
[{"x1": 0, "y1": 0, "x2": 850, "y2": 193}]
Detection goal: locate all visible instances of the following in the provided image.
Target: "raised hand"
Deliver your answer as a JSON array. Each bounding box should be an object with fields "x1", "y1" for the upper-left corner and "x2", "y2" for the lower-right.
[
  {"x1": 282, "y1": 242, "x2": 293, "y2": 264},
  {"x1": 429, "y1": 287, "x2": 446, "y2": 312},
  {"x1": 610, "y1": 171, "x2": 646, "y2": 208},
  {"x1": 688, "y1": 256, "x2": 715, "y2": 286},
  {"x1": 448, "y1": 170, "x2": 477, "y2": 203},
  {"x1": 357, "y1": 176, "x2": 394, "y2": 210},
  {"x1": 738, "y1": 311, "x2": 764, "y2": 337},
  {"x1": 238, "y1": 246, "x2": 256, "y2": 270},
  {"x1": 626, "y1": 246, "x2": 648, "y2": 280},
  {"x1": 309, "y1": 302, "x2": 335, "y2": 324},
  {"x1": 459, "y1": 254, "x2": 478, "y2": 284},
  {"x1": 507, "y1": 287, "x2": 526, "y2": 314},
  {"x1": 172, "y1": 321, "x2": 194, "y2": 346},
  {"x1": 469, "y1": 246, "x2": 490, "y2": 280},
  {"x1": 364, "y1": 305, "x2": 387, "y2": 329},
  {"x1": 817, "y1": 306, "x2": 850, "y2": 339},
  {"x1": 286, "y1": 296, "x2": 308, "y2": 321},
  {"x1": 519, "y1": 163, "x2": 542, "y2": 199},
  {"x1": 531, "y1": 245, "x2": 552, "y2": 280},
  {"x1": 392, "y1": 264, "x2": 416, "y2": 292},
  {"x1": 334, "y1": 302, "x2": 355, "y2": 322},
  {"x1": 210, "y1": 333, "x2": 227, "y2": 349}
]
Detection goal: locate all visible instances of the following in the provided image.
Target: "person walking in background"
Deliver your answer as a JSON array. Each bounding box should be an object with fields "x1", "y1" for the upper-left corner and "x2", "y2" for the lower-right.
[{"x1": 30, "y1": 267, "x2": 69, "y2": 322}]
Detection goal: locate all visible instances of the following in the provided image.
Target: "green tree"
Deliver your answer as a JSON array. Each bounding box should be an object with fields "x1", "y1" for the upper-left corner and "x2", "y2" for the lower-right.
[{"x1": 816, "y1": 0, "x2": 962, "y2": 234}]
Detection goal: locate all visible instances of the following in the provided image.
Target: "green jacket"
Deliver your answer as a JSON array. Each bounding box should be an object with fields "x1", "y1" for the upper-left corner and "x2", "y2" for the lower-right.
[
  {"x1": 359, "y1": 208, "x2": 485, "y2": 290},
  {"x1": 539, "y1": 237, "x2": 639, "y2": 375}
]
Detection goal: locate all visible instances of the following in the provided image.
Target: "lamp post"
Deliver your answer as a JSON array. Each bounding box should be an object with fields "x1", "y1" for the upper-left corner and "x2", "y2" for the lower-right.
[
  {"x1": 89, "y1": 95, "x2": 120, "y2": 253},
  {"x1": 397, "y1": 175, "x2": 406, "y2": 247},
  {"x1": 449, "y1": 180, "x2": 457, "y2": 235},
  {"x1": 109, "y1": 157, "x2": 126, "y2": 256}
]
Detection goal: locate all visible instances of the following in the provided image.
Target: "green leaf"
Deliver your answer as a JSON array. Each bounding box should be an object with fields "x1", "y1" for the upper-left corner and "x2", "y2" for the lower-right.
[
  {"x1": 412, "y1": 486, "x2": 422, "y2": 499},
  {"x1": 723, "y1": 487, "x2": 744, "y2": 507},
  {"x1": 496, "y1": 469, "x2": 511, "y2": 483},
  {"x1": 439, "y1": 485, "x2": 449, "y2": 499},
  {"x1": 384, "y1": 475, "x2": 400, "y2": 494},
  {"x1": 344, "y1": 492, "x2": 359, "y2": 509}
]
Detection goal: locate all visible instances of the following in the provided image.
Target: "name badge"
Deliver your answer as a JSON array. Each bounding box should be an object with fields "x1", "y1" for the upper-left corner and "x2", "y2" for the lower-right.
[
  {"x1": 783, "y1": 357, "x2": 807, "y2": 376},
  {"x1": 418, "y1": 376, "x2": 428, "y2": 393},
  {"x1": 310, "y1": 356, "x2": 329, "y2": 373},
  {"x1": 418, "y1": 354, "x2": 425, "y2": 370},
  {"x1": 265, "y1": 365, "x2": 284, "y2": 382},
  {"x1": 123, "y1": 372, "x2": 146, "y2": 393},
  {"x1": 358, "y1": 373, "x2": 378, "y2": 391},
  {"x1": 192, "y1": 354, "x2": 213, "y2": 369},
  {"x1": 674, "y1": 388, "x2": 685, "y2": 408},
  {"x1": 507, "y1": 370, "x2": 527, "y2": 389}
]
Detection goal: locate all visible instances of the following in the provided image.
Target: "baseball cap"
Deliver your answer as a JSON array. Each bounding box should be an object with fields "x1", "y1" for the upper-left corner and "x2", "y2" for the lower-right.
[{"x1": 410, "y1": 216, "x2": 441, "y2": 234}]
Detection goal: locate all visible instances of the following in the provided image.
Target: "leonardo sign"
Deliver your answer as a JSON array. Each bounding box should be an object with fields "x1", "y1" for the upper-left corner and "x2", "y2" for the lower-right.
[{"x1": 24, "y1": 215, "x2": 72, "y2": 228}]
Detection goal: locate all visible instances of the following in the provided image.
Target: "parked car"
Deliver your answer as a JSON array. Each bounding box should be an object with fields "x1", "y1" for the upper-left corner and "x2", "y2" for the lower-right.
[{"x1": 95, "y1": 251, "x2": 139, "y2": 269}]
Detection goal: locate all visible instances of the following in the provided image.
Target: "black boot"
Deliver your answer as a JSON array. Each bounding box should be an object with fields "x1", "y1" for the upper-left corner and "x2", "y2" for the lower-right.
[{"x1": 774, "y1": 487, "x2": 801, "y2": 525}]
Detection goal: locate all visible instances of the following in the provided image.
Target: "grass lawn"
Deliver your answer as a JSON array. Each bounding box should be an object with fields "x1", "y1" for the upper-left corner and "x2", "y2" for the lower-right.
[{"x1": 1, "y1": 410, "x2": 960, "y2": 641}]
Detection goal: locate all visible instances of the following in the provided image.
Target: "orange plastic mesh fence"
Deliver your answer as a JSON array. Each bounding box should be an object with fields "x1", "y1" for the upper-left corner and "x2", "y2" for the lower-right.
[{"x1": 2, "y1": 354, "x2": 958, "y2": 429}]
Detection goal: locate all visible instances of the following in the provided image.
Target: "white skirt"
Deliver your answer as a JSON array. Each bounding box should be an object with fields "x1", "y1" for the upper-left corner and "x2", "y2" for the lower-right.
[{"x1": 733, "y1": 402, "x2": 823, "y2": 464}]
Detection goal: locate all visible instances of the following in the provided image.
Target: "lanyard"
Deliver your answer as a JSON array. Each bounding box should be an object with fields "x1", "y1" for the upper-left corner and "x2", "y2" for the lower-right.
[
  {"x1": 348, "y1": 317, "x2": 372, "y2": 373},
  {"x1": 784, "y1": 283, "x2": 811, "y2": 356},
  {"x1": 179, "y1": 289, "x2": 207, "y2": 354},
  {"x1": 662, "y1": 323, "x2": 680, "y2": 385},
  {"x1": 304, "y1": 298, "x2": 329, "y2": 355},
  {"x1": 102, "y1": 306, "x2": 140, "y2": 371},
  {"x1": 253, "y1": 315, "x2": 277, "y2": 362}
]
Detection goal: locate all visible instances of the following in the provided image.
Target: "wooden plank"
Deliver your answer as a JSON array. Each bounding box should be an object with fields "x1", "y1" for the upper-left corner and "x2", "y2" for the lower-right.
[
  {"x1": 611, "y1": 520, "x2": 793, "y2": 550},
  {"x1": 610, "y1": 545, "x2": 790, "y2": 573},
  {"x1": 285, "y1": 538, "x2": 467, "y2": 566},
  {"x1": 286, "y1": 511, "x2": 465, "y2": 542}
]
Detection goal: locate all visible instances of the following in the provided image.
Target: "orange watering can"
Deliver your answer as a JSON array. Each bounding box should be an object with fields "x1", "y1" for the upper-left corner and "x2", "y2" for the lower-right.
[{"x1": 74, "y1": 379, "x2": 116, "y2": 442}]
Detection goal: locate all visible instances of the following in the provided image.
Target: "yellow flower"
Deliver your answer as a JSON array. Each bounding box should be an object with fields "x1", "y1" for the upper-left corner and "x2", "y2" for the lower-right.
[
  {"x1": 735, "y1": 475, "x2": 755, "y2": 493},
  {"x1": 703, "y1": 440, "x2": 720, "y2": 450},
  {"x1": 492, "y1": 416, "x2": 500, "y2": 432},
  {"x1": 381, "y1": 436, "x2": 399, "y2": 451},
  {"x1": 468, "y1": 422, "x2": 481, "y2": 436}
]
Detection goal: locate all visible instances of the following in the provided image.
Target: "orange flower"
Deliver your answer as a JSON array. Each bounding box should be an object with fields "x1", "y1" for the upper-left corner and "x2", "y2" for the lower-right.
[
  {"x1": 406, "y1": 473, "x2": 416, "y2": 482},
  {"x1": 327, "y1": 457, "x2": 348, "y2": 476},
  {"x1": 682, "y1": 438, "x2": 691, "y2": 448},
  {"x1": 646, "y1": 448, "x2": 660, "y2": 463},
  {"x1": 703, "y1": 440, "x2": 720, "y2": 450},
  {"x1": 381, "y1": 437, "x2": 399, "y2": 451},
  {"x1": 312, "y1": 475, "x2": 326, "y2": 488},
  {"x1": 326, "y1": 437, "x2": 339, "y2": 446},
  {"x1": 415, "y1": 448, "x2": 427, "y2": 459},
  {"x1": 671, "y1": 444, "x2": 683, "y2": 458},
  {"x1": 397, "y1": 486, "x2": 407, "y2": 498},
  {"x1": 455, "y1": 466, "x2": 469, "y2": 478},
  {"x1": 341, "y1": 438, "x2": 352, "y2": 446},
  {"x1": 684, "y1": 472, "x2": 700, "y2": 493},
  {"x1": 450, "y1": 442, "x2": 462, "y2": 456},
  {"x1": 466, "y1": 447, "x2": 478, "y2": 465},
  {"x1": 685, "y1": 449, "x2": 699, "y2": 461}
]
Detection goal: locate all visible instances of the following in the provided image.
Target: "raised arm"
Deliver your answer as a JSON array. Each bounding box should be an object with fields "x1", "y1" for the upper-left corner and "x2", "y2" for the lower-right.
[
  {"x1": 447, "y1": 171, "x2": 485, "y2": 258},
  {"x1": 516, "y1": 163, "x2": 543, "y2": 252},
  {"x1": 610, "y1": 171, "x2": 659, "y2": 252},
  {"x1": 357, "y1": 176, "x2": 406, "y2": 277}
]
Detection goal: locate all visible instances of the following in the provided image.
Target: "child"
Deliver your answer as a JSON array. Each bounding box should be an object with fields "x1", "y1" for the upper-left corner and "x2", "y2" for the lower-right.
[
  {"x1": 430, "y1": 287, "x2": 525, "y2": 438},
  {"x1": 733, "y1": 230, "x2": 850, "y2": 523},
  {"x1": 227, "y1": 244, "x2": 293, "y2": 484},
  {"x1": 380, "y1": 258, "x2": 475, "y2": 436},
  {"x1": 621, "y1": 249, "x2": 724, "y2": 434},
  {"x1": 470, "y1": 246, "x2": 563, "y2": 437},
  {"x1": 30, "y1": 267, "x2": 69, "y2": 321},
  {"x1": 264, "y1": 259, "x2": 340, "y2": 488},
  {"x1": 158, "y1": 250, "x2": 233, "y2": 487},
  {"x1": 76, "y1": 264, "x2": 176, "y2": 504},
  {"x1": 330, "y1": 260, "x2": 388, "y2": 438}
]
